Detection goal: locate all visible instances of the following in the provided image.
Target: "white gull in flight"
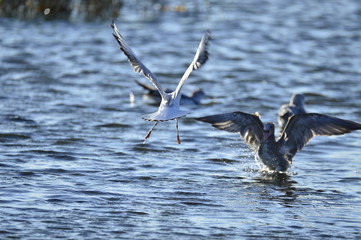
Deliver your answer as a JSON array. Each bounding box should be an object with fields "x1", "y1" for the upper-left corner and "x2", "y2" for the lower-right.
[{"x1": 111, "y1": 21, "x2": 211, "y2": 144}]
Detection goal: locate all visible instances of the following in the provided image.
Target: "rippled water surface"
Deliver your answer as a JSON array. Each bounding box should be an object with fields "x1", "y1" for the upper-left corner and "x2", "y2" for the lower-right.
[{"x1": 1, "y1": 0, "x2": 361, "y2": 239}]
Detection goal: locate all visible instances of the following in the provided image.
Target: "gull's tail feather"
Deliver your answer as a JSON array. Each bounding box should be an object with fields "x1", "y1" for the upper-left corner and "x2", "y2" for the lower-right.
[{"x1": 142, "y1": 109, "x2": 189, "y2": 122}]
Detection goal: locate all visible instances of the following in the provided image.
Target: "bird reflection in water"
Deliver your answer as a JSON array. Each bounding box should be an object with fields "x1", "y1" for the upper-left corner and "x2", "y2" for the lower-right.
[{"x1": 253, "y1": 171, "x2": 298, "y2": 206}]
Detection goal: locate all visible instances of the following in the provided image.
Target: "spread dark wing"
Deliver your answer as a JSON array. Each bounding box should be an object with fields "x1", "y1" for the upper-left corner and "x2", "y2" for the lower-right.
[
  {"x1": 111, "y1": 21, "x2": 168, "y2": 101},
  {"x1": 196, "y1": 111, "x2": 264, "y2": 150},
  {"x1": 279, "y1": 113, "x2": 361, "y2": 158}
]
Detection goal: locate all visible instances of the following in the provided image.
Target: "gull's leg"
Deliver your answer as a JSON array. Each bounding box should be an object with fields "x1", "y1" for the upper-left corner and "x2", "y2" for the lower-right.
[
  {"x1": 144, "y1": 121, "x2": 158, "y2": 144},
  {"x1": 176, "y1": 119, "x2": 181, "y2": 144}
]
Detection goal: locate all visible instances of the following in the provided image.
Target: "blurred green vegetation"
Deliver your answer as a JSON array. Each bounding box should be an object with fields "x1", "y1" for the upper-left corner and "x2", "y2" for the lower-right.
[{"x1": 0, "y1": 0, "x2": 123, "y2": 21}]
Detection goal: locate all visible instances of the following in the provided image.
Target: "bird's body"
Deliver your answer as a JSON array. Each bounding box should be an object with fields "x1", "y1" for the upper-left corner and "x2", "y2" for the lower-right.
[
  {"x1": 257, "y1": 139, "x2": 291, "y2": 172},
  {"x1": 197, "y1": 111, "x2": 361, "y2": 172},
  {"x1": 135, "y1": 80, "x2": 206, "y2": 105},
  {"x1": 278, "y1": 94, "x2": 306, "y2": 131},
  {"x1": 111, "y1": 21, "x2": 211, "y2": 143},
  {"x1": 142, "y1": 91, "x2": 188, "y2": 121}
]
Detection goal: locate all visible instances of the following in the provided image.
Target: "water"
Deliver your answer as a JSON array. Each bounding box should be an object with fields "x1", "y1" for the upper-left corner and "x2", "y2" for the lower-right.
[{"x1": 1, "y1": 0, "x2": 361, "y2": 239}]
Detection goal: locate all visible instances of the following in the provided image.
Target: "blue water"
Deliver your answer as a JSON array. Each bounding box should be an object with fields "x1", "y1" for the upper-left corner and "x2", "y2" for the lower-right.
[{"x1": 1, "y1": 0, "x2": 361, "y2": 239}]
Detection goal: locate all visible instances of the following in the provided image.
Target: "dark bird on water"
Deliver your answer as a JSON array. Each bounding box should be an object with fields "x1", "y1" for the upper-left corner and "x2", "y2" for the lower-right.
[
  {"x1": 196, "y1": 111, "x2": 361, "y2": 172},
  {"x1": 278, "y1": 93, "x2": 306, "y2": 132},
  {"x1": 134, "y1": 79, "x2": 207, "y2": 105}
]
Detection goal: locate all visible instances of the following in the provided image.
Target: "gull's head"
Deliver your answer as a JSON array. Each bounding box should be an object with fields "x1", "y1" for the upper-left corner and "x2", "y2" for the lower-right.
[
  {"x1": 191, "y1": 88, "x2": 206, "y2": 104},
  {"x1": 263, "y1": 122, "x2": 275, "y2": 140},
  {"x1": 192, "y1": 88, "x2": 205, "y2": 97},
  {"x1": 290, "y1": 93, "x2": 305, "y2": 106}
]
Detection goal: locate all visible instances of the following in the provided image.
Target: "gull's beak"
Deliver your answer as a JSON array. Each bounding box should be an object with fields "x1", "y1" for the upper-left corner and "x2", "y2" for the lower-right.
[
  {"x1": 263, "y1": 130, "x2": 270, "y2": 140},
  {"x1": 204, "y1": 94, "x2": 215, "y2": 99},
  {"x1": 263, "y1": 125, "x2": 271, "y2": 140}
]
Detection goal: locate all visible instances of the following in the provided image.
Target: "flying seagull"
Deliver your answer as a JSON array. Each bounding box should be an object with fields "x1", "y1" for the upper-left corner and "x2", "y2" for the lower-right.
[
  {"x1": 134, "y1": 79, "x2": 207, "y2": 105},
  {"x1": 278, "y1": 93, "x2": 306, "y2": 132},
  {"x1": 196, "y1": 111, "x2": 361, "y2": 172},
  {"x1": 111, "y1": 21, "x2": 211, "y2": 144}
]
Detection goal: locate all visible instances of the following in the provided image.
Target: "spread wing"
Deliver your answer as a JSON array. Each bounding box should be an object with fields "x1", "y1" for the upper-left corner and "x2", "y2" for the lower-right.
[
  {"x1": 173, "y1": 30, "x2": 211, "y2": 99},
  {"x1": 196, "y1": 111, "x2": 264, "y2": 150},
  {"x1": 111, "y1": 21, "x2": 168, "y2": 101},
  {"x1": 279, "y1": 113, "x2": 361, "y2": 158}
]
